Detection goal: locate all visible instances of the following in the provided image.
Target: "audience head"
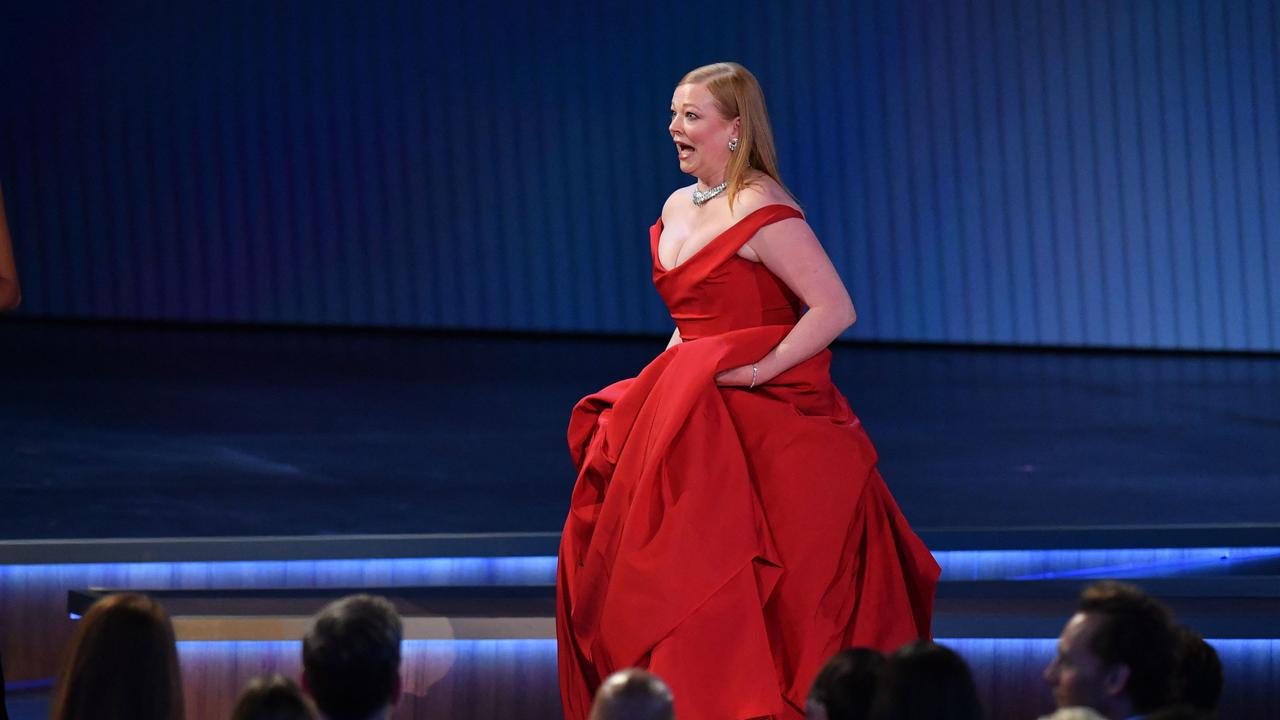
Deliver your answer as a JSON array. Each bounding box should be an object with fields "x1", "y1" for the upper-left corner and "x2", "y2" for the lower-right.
[
  {"x1": 1171, "y1": 625, "x2": 1221, "y2": 715},
  {"x1": 869, "y1": 640, "x2": 983, "y2": 720},
  {"x1": 588, "y1": 668, "x2": 675, "y2": 720},
  {"x1": 302, "y1": 594, "x2": 403, "y2": 720},
  {"x1": 1043, "y1": 581, "x2": 1177, "y2": 719},
  {"x1": 806, "y1": 648, "x2": 885, "y2": 720},
  {"x1": 51, "y1": 592, "x2": 184, "y2": 720},
  {"x1": 233, "y1": 674, "x2": 317, "y2": 720}
]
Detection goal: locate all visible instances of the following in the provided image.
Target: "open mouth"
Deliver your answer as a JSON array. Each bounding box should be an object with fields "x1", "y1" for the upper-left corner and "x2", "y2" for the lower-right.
[{"x1": 675, "y1": 142, "x2": 695, "y2": 159}]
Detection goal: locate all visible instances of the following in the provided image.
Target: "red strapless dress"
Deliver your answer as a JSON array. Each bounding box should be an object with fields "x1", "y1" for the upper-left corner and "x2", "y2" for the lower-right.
[{"x1": 557, "y1": 204, "x2": 940, "y2": 720}]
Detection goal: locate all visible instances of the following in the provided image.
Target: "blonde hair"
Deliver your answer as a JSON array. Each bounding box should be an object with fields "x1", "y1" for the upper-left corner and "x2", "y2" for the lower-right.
[{"x1": 678, "y1": 62, "x2": 792, "y2": 210}]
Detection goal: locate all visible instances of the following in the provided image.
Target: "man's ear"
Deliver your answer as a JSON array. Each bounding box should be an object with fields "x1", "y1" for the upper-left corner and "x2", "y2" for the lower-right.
[
  {"x1": 300, "y1": 671, "x2": 312, "y2": 695},
  {"x1": 391, "y1": 674, "x2": 403, "y2": 705},
  {"x1": 1102, "y1": 663, "x2": 1130, "y2": 697}
]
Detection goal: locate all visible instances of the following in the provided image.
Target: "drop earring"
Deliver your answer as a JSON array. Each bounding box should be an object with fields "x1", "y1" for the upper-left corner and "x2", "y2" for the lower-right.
[{"x1": 728, "y1": 138, "x2": 739, "y2": 152}]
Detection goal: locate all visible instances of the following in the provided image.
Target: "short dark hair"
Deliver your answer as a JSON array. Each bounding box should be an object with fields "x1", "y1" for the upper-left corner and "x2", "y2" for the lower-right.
[
  {"x1": 808, "y1": 648, "x2": 885, "y2": 720},
  {"x1": 1077, "y1": 581, "x2": 1177, "y2": 713},
  {"x1": 302, "y1": 595, "x2": 402, "y2": 720},
  {"x1": 869, "y1": 641, "x2": 983, "y2": 720},
  {"x1": 232, "y1": 674, "x2": 317, "y2": 720},
  {"x1": 51, "y1": 593, "x2": 184, "y2": 720},
  {"x1": 588, "y1": 669, "x2": 674, "y2": 720},
  {"x1": 1171, "y1": 625, "x2": 1222, "y2": 713}
]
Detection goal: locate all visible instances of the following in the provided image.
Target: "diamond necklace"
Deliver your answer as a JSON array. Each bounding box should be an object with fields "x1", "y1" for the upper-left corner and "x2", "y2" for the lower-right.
[{"x1": 691, "y1": 180, "x2": 728, "y2": 206}]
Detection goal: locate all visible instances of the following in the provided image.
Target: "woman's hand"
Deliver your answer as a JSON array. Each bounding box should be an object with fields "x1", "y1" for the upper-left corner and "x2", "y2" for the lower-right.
[{"x1": 715, "y1": 363, "x2": 757, "y2": 387}]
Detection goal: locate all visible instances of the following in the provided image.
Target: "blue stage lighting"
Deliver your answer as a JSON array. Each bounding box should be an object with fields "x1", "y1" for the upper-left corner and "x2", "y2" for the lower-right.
[
  {"x1": 933, "y1": 546, "x2": 1280, "y2": 581},
  {"x1": 3, "y1": 555, "x2": 559, "y2": 591},
  {"x1": 18, "y1": 547, "x2": 1280, "y2": 591}
]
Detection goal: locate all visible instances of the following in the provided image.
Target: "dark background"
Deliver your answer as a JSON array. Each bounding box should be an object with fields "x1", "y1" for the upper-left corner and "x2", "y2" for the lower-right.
[{"x1": 2, "y1": 0, "x2": 1277, "y2": 349}]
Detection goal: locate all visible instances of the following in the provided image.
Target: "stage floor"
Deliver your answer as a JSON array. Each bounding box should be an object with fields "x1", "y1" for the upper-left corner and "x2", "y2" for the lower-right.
[{"x1": 2, "y1": 321, "x2": 1278, "y2": 542}]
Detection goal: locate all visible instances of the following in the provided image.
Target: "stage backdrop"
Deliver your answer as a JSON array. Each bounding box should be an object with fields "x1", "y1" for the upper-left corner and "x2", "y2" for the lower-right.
[{"x1": 1, "y1": 0, "x2": 1277, "y2": 351}]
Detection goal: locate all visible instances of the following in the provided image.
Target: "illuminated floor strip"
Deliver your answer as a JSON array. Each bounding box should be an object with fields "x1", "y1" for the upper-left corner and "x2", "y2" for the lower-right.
[{"x1": 12, "y1": 547, "x2": 1280, "y2": 589}]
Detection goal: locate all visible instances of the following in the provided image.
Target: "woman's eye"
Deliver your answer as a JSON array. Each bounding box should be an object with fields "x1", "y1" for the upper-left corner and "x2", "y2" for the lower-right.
[{"x1": 686, "y1": 113, "x2": 697, "y2": 120}]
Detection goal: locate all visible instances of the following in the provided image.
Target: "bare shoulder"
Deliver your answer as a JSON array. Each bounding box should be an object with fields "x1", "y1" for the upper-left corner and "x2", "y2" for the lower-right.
[
  {"x1": 661, "y1": 185, "x2": 697, "y2": 226},
  {"x1": 736, "y1": 176, "x2": 814, "y2": 262},
  {"x1": 731, "y1": 173, "x2": 802, "y2": 219}
]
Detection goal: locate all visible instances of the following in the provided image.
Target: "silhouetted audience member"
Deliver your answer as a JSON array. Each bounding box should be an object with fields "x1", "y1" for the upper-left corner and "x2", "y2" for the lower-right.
[
  {"x1": 1043, "y1": 581, "x2": 1177, "y2": 720},
  {"x1": 233, "y1": 674, "x2": 318, "y2": 720},
  {"x1": 50, "y1": 592, "x2": 184, "y2": 720},
  {"x1": 807, "y1": 648, "x2": 885, "y2": 720},
  {"x1": 301, "y1": 594, "x2": 402, "y2": 720},
  {"x1": 868, "y1": 640, "x2": 983, "y2": 720},
  {"x1": 588, "y1": 668, "x2": 675, "y2": 720},
  {"x1": 1171, "y1": 625, "x2": 1221, "y2": 717},
  {"x1": 0, "y1": 181, "x2": 21, "y2": 311}
]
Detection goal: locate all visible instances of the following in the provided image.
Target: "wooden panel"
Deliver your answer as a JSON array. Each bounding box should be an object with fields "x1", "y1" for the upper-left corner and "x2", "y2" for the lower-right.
[{"x1": 176, "y1": 640, "x2": 561, "y2": 720}]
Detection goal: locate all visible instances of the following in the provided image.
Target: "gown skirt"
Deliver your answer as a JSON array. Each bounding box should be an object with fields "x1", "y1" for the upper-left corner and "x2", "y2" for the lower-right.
[{"x1": 556, "y1": 204, "x2": 940, "y2": 720}]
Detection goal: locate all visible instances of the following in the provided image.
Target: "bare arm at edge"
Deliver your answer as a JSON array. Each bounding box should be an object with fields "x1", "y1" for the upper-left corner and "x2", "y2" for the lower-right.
[{"x1": 0, "y1": 183, "x2": 21, "y2": 312}]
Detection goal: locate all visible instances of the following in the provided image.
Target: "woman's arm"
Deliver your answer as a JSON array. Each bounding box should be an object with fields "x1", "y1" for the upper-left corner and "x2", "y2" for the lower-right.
[
  {"x1": 0, "y1": 183, "x2": 21, "y2": 311},
  {"x1": 715, "y1": 218, "x2": 855, "y2": 386}
]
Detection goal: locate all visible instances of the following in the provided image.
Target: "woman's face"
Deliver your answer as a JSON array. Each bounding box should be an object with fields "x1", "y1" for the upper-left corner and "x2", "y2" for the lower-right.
[{"x1": 669, "y1": 82, "x2": 739, "y2": 181}]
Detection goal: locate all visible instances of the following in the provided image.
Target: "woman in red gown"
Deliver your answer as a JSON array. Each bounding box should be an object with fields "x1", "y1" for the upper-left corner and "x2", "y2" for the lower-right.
[{"x1": 557, "y1": 62, "x2": 940, "y2": 720}]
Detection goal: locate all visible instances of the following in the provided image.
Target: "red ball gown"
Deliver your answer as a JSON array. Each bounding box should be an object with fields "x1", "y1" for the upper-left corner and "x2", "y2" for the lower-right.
[{"x1": 557, "y1": 204, "x2": 940, "y2": 720}]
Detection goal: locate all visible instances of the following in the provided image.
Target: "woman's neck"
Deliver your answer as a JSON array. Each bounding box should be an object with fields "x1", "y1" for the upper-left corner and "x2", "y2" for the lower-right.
[{"x1": 696, "y1": 168, "x2": 728, "y2": 189}]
